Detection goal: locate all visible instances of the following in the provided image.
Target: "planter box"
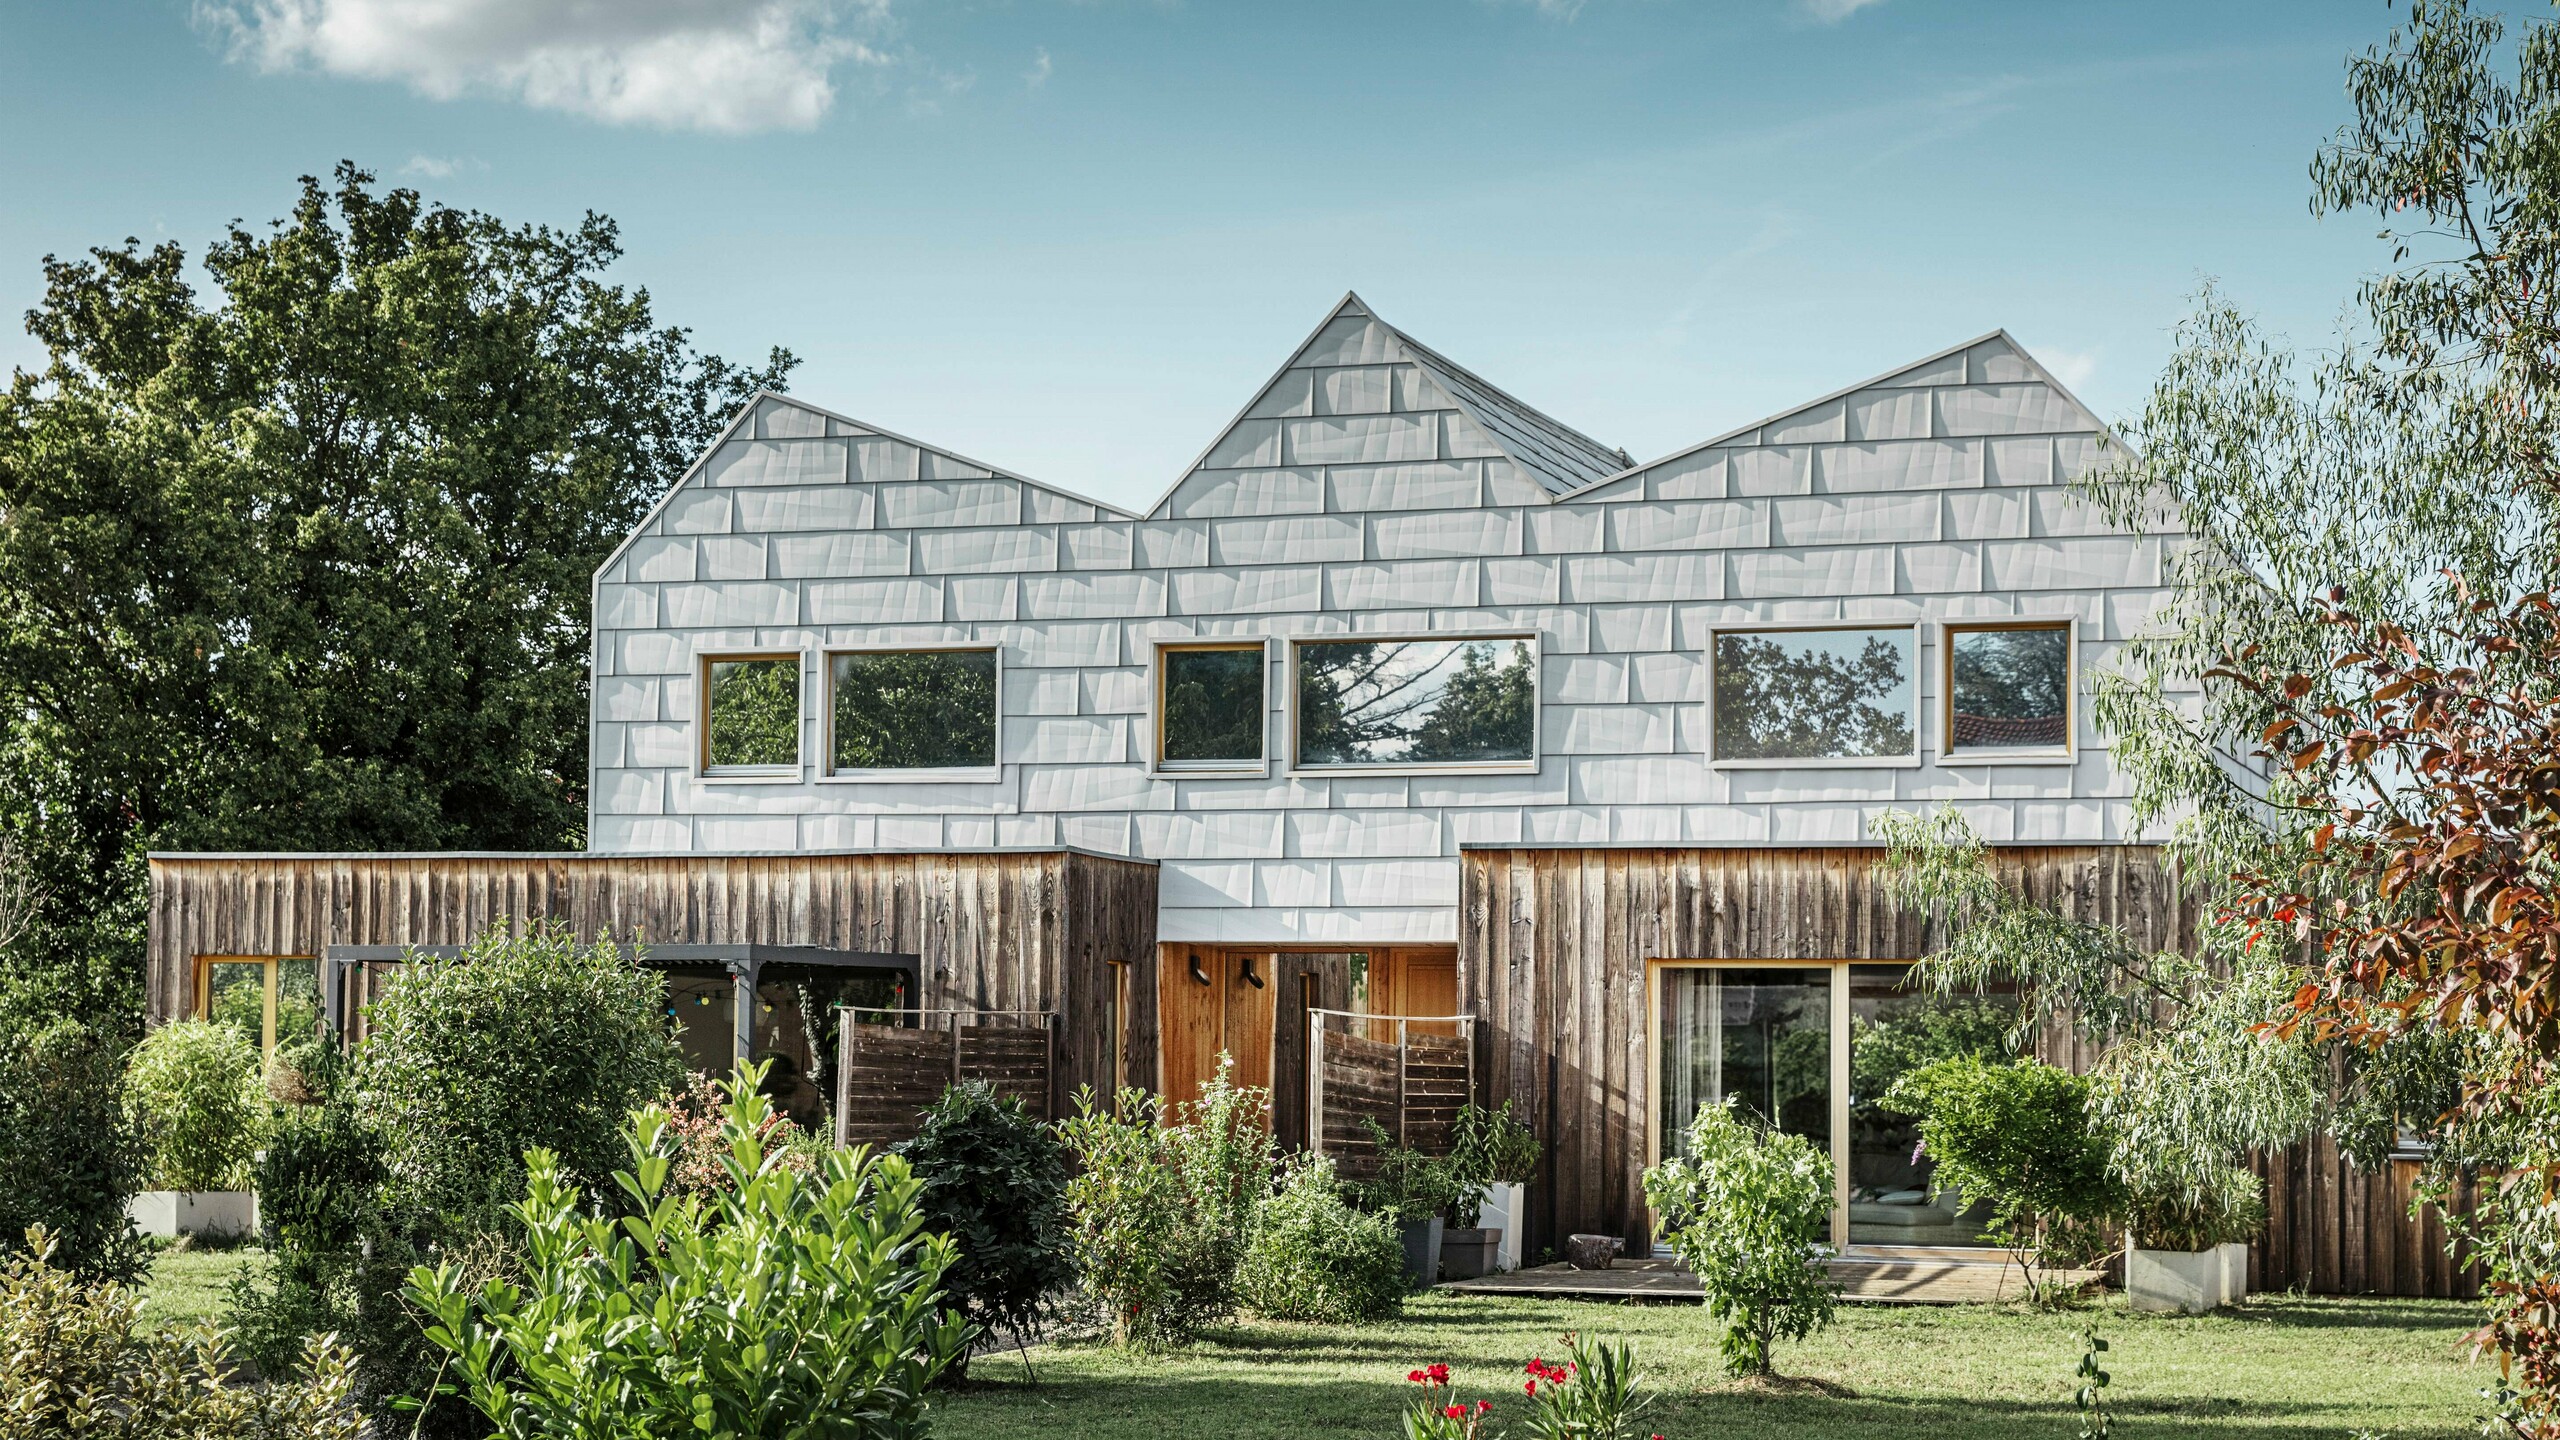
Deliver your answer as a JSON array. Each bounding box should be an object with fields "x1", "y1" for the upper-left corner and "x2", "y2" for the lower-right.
[
  {"x1": 1397, "y1": 1216, "x2": 1445, "y2": 1288},
  {"x1": 1476, "y1": 1183, "x2": 1525, "y2": 1272},
  {"x1": 129, "y1": 1190, "x2": 258, "y2": 1242},
  {"x1": 2128, "y1": 1242, "x2": 2248, "y2": 1313},
  {"x1": 1441, "y1": 1227, "x2": 1501, "y2": 1280}
]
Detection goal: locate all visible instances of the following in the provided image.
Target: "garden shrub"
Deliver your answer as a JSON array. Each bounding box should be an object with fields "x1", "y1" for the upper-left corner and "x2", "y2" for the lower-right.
[
  {"x1": 2123, "y1": 1164, "x2": 2266, "y2": 1252},
  {"x1": 662, "y1": 1068, "x2": 818, "y2": 1198},
  {"x1": 893, "y1": 1078, "x2": 1073, "y2": 1376},
  {"x1": 0, "y1": 1228, "x2": 360, "y2": 1440},
  {"x1": 409, "y1": 1064, "x2": 971, "y2": 1439},
  {"x1": 1350, "y1": 1117, "x2": 1466, "y2": 1227},
  {"x1": 121, "y1": 1018, "x2": 266, "y2": 1191},
  {"x1": 1060, "y1": 1056, "x2": 1273, "y2": 1347},
  {"x1": 1238, "y1": 1156, "x2": 1405, "y2": 1323},
  {"x1": 1642, "y1": 1099, "x2": 1836, "y2": 1376},
  {"x1": 352, "y1": 925, "x2": 685, "y2": 1229},
  {"x1": 1520, "y1": 1332, "x2": 1652, "y2": 1440},
  {"x1": 1884, "y1": 1056, "x2": 2122, "y2": 1296},
  {"x1": 1444, "y1": 1101, "x2": 1540, "y2": 1228},
  {"x1": 0, "y1": 1020, "x2": 146, "y2": 1284}
]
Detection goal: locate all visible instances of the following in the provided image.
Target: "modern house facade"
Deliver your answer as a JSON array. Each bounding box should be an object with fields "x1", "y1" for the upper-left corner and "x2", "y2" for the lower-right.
[{"x1": 147, "y1": 295, "x2": 2473, "y2": 1296}]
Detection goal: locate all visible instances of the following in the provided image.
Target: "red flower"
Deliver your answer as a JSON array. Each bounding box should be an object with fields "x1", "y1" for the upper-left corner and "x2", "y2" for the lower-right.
[
  {"x1": 1524, "y1": 1381, "x2": 1538, "y2": 1395},
  {"x1": 1408, "y1": 1369, "x2": 1427, "y2": 1384},
  {"x1": 1428, "y1": 1363, "x2": 1449, "y2": 1384},
  {"x1": 1443, "y1": 1404, "x2": 1467, "y2": 1419},
  {"x1": 1476, "y1": 1401, "x2": 1492, "y2": 1414}
]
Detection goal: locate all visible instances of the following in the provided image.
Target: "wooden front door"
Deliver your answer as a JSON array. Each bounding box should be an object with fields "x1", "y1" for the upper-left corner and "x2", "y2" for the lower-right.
[{"x1": 1156, "y1": 944, "x2": 1362, "y2": 1148}]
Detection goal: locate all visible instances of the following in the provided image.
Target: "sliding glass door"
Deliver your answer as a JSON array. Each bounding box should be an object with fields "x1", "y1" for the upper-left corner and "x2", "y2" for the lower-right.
[{"x1": 1653, "y1": 959, "x2": 2020, "y2": 1251}]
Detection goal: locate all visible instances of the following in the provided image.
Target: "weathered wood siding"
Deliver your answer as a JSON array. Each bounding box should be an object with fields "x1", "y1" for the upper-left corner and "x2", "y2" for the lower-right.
[
  {"x1": 147, "y1": 849, "x2": 1157, "y2": 1106},
  {"x1": 1458, "y1": 844, "x2": 2476, "y2": 1298}
]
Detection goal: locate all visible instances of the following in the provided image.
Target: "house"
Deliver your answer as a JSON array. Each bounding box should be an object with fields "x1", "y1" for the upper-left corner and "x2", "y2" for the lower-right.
[{"x1": 146, "y1": 294, "x2": 2472, "y2": 1296}]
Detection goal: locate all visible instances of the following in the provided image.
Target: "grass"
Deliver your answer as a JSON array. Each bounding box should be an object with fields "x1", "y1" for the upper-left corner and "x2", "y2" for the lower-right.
[
  {"x1": 136, "y1": 1242, "x2": 270, "y2": 1332},
  {"x1": 935, "y1": 1291, "x2": 2487, "y2": 1439}
]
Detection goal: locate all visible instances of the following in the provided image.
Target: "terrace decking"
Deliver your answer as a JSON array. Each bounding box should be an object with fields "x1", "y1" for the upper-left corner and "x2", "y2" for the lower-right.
[{"x1": 1437, "y1": 1248, "x2": 2105, "y2": 1306}]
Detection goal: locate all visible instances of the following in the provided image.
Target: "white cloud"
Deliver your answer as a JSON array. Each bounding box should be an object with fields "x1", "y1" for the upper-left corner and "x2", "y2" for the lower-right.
[
  {"x1": 1025, "y1": 47, "x2": 1051, "y2": 88},
  {"x1": 399, "y1": 154, "x2": 482, "y2": 178},
  {"x1": 196, "y1": 0, "x2": 892, "y2": 133},
  {"x1": 1797, "y1": 0, "x2": 1887, "y2": 22},
  {"x1": 2040, "y1": 346, "x2": 2099, "y2": 392}
]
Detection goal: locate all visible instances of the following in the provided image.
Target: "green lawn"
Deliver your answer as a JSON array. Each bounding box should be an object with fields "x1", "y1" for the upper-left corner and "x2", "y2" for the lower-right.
[
  {"x1": 935, "y1": 1292, "x2": 2486, "y2": 1440},
  {"x1": 136, "y1": 1243, "x2": 270, "y2": 1332}
]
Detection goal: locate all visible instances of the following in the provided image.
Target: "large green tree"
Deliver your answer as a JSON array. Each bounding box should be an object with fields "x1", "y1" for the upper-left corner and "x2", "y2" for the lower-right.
[{"x1": 0, "y1": 164, "x2": 790, "y2": 1023}]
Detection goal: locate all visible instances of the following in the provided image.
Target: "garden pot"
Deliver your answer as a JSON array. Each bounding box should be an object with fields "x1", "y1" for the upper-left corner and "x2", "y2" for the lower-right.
[
  {"x1": 2127, "y1": 1245, "x2": 2228, "y2": 1313},
  {"x1": 1397, "y1": 1216, "x2": 1445, "y2": 1288},
  {"x1": 129, "y1": 1190, "x2": 258, "y2": 1242},
  {"x1": 1564, "y1": 1232, "x2": 1618, "y2": 1271},
  {"x1": 2215, "y1": 1241, "x2": 2249, "y2": 1302},
  {"x1": 1440, "y1": 1227, "x2": 1501, "y2": 1280},
  {"x1": 1476, "y1": 1182, "x2": 1525, "y2": 1272}
]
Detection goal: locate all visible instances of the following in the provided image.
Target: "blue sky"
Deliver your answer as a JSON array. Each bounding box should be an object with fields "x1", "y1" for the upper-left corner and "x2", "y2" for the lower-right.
[{"x1": 0, "y1": 1, "x2": 2432, "y2": 511}]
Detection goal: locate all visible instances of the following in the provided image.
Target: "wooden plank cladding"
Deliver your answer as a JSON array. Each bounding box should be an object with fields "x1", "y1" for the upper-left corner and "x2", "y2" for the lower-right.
[
  {"x1": 1457, "y1": 843, "x2": 2471, "y2": 1299},
  {"x1": 836, "y1": 1018, "x2": 1058, "y2": 1148},
  {"x1": 146, "y1": 849, "x2": 1157, "y2": 1109}
]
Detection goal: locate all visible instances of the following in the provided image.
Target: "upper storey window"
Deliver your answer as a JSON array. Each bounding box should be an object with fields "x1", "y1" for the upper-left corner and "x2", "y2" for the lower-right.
[
  {"x1": 1711, "y1": 625, "x2": 1919, "y2": 766},
  {"x1": 1943, "y1": 622, "x2": 2073, "y2": 760},
  {"x1": 828, "y1": 647, "x2": 1000, "y2": 778},
  {"x1": 1292, "y1": 636, "x2": 1536, "y2": 771},
  {"x1": 701, "y1": 655, "x2": 802, "y2": 777},
  {"x1": 1157, "y1": 643, "x2": 1267, "y2": 773}
]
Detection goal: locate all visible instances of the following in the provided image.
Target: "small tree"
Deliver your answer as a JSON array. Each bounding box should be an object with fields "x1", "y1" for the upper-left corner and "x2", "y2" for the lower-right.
[
  {"x1": 0, "y1": 1020, "x2": 146, "y2": 1284},
  {"x1": 893, "y1": 1079, "x2": 1074, "y2": 1379},
  {"x1": 409, "y1": 1064, "x2": 971, "y2": 1439},
  {"x1": 1641, "y1": 1100, "x2": 1836, "y2": 1376},
  {"x1": 1884, "y1": 1057, "x2": 2122, "y2": 1302},
  {"x1": 121, "y1": 1019, "x2": 266, "y2": 1192}
]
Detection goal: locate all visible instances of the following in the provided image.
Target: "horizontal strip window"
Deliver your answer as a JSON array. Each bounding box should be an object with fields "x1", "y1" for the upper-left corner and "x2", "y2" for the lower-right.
[
  {"x1": 700, "y1": 654, "x2": 803, "y2": 778},
  {"x1": 1291, "y1": 635, "x2": 1536, "y2": 771},
  {"x1": 1710, "y1": 625, "x2": 1919, "y2": 766},
  {"x1": 827, "y1": 646, "x2": 1000, "y2": 778}
]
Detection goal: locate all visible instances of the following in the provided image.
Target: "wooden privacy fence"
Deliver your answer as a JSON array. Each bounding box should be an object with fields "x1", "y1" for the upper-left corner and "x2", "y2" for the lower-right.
[
  {"x1": 834, "y1": 1008, "x2": 1058, "y2": 1148},
  {"x1": 1308, "y1": 1009, "x2": 1474, "y2": 1178}
]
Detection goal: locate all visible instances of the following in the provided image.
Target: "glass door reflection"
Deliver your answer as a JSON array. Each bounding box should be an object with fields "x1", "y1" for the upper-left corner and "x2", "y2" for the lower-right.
[
  {"x1": 1845, "y1": 963, "x2": 2023, "y2": 1248},
  {"x1": 1658, "y1": 967, "x2": 1832, "y2": 1159}
]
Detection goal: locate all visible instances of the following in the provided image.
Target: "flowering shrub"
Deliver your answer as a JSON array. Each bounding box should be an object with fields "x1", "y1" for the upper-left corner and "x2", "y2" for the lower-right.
[
  {"x1": 1392, "y1": 1338, "x2": 1656, "y2": 1440},
  {"x1": 661, "y1": 1069, "x2": 815, "y2": 1197},
  {"x1": 1643, "y1": 1099, "x2": 1837, "y2": 1376},
  {"x1": 1401, "y1": 1364, "x2": 1494, "y2": 1440},
  {"x1": 1239, "y1": 1155, "x2": 1406, "y2": 1323}
]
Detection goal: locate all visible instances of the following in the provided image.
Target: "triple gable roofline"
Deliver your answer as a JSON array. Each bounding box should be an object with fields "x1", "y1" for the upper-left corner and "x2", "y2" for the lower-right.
[{"x1": 592, "y1": 294, "x2": 2126, "y2": 589}]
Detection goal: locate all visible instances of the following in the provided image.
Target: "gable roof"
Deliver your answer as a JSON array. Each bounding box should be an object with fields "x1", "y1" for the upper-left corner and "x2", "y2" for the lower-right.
[{"x1": 1378, "y1": 316, "x2": 1629, "y2": 495}]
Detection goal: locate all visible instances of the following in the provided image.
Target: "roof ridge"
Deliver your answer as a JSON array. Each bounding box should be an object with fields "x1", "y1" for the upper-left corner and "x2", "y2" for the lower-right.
[{"x1": 1370, "y1": 313, "x2": 1627, "y2": 496}]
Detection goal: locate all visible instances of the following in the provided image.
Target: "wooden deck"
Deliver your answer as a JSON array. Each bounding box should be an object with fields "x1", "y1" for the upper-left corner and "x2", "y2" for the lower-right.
[{"x1": 1437, "y1": 1248, "x2": 2104, "y2": 1306}]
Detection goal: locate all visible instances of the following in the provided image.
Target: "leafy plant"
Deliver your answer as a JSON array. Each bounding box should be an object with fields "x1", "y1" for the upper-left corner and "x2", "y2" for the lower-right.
[
  {"x1": 1238, "y1": 1156, "x2": 1407, "y2": 1323},
  {"x1": 1445, "y1": 1102, "x2": 1540, "y2": 1228},
  {"x1": 2122, "y1": 1165, "x2": 2265, "y2": 1253},
  {"x1": 0, "y1": 1020, "x2": 146, "y2": 1284},
  {"x1": 1883, "y1": 1056, "x2": 2120, "y2": 1302},
  {"x1": 2074, "y1": 1325, "x2": 2112, "y2": 1440},
  {"x1": 408, "y1": 1063, "x2": 971, "y2": 1439},
  {"x1": 120, "y1": 1019, "x2": 266, "y2": 1192},
  {"x1": 894, "y1": 1079, "x2": 1075, "y2": 1378},
  {"x1": 1518, "y1": 1333, "x2": 1651, "y2": 1440},
  {"x1": 0, "y1": 1227, "x2": 361, "y2": 1440},
  {"x1": 1642, "y1": 1099, "x2": 1837, "y2": 1377},
  {"x1": 351, "y1": 925, "x2": 684, "y2": 1233},
  {"x1": 1352, "y1": 1118, "x2": 1467, "y2": 1227},
  {"x1": 1398, "y1": 1364, "x2": 1493, "y2": 1440},
  {"x1": 1059, "y1": 1056, "x2": 1273, "y2": 1348},
  {"x1": 660, "y1": 1068, "x2": 816, "y2": 1198}
]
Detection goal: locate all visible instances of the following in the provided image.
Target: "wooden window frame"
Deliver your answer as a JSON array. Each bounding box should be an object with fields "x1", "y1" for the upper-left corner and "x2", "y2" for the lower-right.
[
  {"x1": 1704, "y1": 621, "x2": 1925, "y2": 770},
  {"x1": 193, "y1": 954, "x2": 318, "y2": 1055},
  {"x1": 1284, "y1": 632, "x2": 1541, "y2": 777},
  {"x1": 696, "y1": 650, "x2": 807, "y2": 782},
  {"x1": 1149, "y1": 639, "x2": 1271, "y2": 777},
  {"x1": 819, "y1": 642, "x2": 1005, "y2": 784},
  {"x1": 1938, "y1": 619, "x2": 2077, "y2": 766}
]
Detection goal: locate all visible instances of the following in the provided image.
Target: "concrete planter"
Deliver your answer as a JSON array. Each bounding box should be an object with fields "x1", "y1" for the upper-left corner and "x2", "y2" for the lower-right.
[
  {"x1": 1441, "y1": 1227, "x2": 1501, "y2": 1280},
  {"x1": 2127, "y1": 1241, "x2": 2250, "y2": 1313},
  {"x1": 1476, "y1": 1182, "x2": 1525, "y2": 1272},
  {"x1": 129, "y1": 1190, "x2": 258, "y2": 1242},
  {"x1": 1397, "y1": 1216, "x2": 1445, "y2": 1288}
]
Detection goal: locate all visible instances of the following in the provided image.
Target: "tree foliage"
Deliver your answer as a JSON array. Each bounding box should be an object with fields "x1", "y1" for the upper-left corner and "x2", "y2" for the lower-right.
[
  {"x1": 892, "y1": 1079, "x2": 1074, "y2": 1375},
  {"x1": 0, "y1": 163, "x2": 789, "y2": 1021},
  {"x1": 1642, "y1": 1100, "x2": 1836, "y2": 1377},
  {"x1": 830, "y1": 650, "x2": 999, "y2": 771}
]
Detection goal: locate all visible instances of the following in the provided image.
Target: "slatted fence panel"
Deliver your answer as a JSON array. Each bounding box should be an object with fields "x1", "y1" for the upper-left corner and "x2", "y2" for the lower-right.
[{"x1": 836, "y1": 1013, "x2": 1058, "y2": 1148}]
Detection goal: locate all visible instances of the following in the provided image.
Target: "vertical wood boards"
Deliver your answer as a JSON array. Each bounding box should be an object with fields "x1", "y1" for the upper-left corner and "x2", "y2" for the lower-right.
[
  {"x1": 1457, "y1": 844, "x2": 2472, "y2": 1298},
  {"x1": 147, "y1": 850, "x2": 1155, "y2": 1122}
]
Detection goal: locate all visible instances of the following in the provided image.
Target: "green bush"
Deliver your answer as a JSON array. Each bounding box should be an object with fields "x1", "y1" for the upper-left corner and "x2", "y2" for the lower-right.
[
  {"x1": 1444, "y1": 1101, "x2": 1540, "y2": 1228},
  {"x1": 0, "y1": 1020, "x2": 146, "y2": 1284},
  {"x1": 2124, "y1": 1164, "x2": 2266, "y2": 1252},
  {"x1": 1642, "y1": 1099, "x2": 1837, "y2": 1377},
  {"x1": 1060, "y1": 1056, "x2": 1273, "y2": 1348},
  {"x1": 1884, "y1": 1056, "x2": 2122, "y2": 1294},
  {"x1": 409, "y1": 1065, "x2": 971, "y2": 1439},
  {"x1": 121, "y1": 1019, "x2": 266, "y2": 1191},
  {"x1": 1237, "y1": 1156, "x2": 1406, "y2": 1323},
  {"x1": 1349, "y1": 1118, "x2": 1466, "y2": 1227},
  {"x1": 0, "y1": 1228, "x2": 360, "y2": 1439},
  {"x1": 893, "y1": 1079, "x2": 1073, "y2": 1376},
  {"x1": 351, "y1": 925, "x2": 684, "y2": 1229}
]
